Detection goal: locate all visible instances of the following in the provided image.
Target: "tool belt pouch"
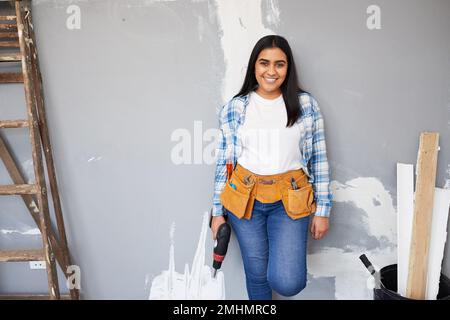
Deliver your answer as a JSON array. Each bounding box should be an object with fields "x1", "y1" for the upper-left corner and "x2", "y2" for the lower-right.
[
  {"x1": 220, "y1": 172, "x2": 255, "y2": 219},
  {"x1": 281, "y1": 179, "x2": 316, "y2": 220}
]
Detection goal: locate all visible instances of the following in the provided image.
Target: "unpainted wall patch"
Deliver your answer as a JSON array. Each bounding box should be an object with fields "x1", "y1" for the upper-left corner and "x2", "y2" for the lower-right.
[
  {"x1": 331, "y1": 177, "x2": 396, "y2": 243},
  {"x1": 149, "y1": 212, "x2": 225, "y2": 299},
  {"x1": 444, "y1": 164, "x2": 450, "y2": 189},
  {"x1": 306, "y1": 177, "x2": 398, "y2": 299},
  {"x1": 214, "y1": 0, "x2": 280, "y2": 107},
  {"x1": 1, "y1": 228, "x2": 41, "y2": 236}
]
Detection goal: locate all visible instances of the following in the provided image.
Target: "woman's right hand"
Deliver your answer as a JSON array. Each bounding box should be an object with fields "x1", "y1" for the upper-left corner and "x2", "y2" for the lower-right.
[{"x1": 211, "y1": 215, "x2": 226, "y2": 240}]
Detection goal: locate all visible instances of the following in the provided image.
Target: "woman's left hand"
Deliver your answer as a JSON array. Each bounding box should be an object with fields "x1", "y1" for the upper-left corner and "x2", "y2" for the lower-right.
[{"x1": 310, "y1": 216, "x2": 329, "y2": 240}]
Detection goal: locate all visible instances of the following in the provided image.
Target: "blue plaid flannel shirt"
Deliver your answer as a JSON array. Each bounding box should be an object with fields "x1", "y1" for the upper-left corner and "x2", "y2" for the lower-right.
[{"x1": 212, "y1": 92, "x2": 333, "y2": 217}]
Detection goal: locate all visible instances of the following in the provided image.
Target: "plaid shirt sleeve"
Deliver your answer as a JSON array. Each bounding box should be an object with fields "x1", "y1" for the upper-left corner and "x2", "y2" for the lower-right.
[
  {"x1": 309, "y1": 99, "x2": 333, "y2": 217},
  {"x1": 211, "y1": 104, "x2": 230, "y2": 217}
]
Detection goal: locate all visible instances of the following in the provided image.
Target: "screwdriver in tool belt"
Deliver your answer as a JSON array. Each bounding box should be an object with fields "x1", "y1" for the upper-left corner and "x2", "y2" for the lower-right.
[
  {"x1": 226, "y1": 160, "x2": 237, "y2": 189},
  {"x1": 226, "y1": 160, "x2": 233, "y2": 181},
  {"x1": 291, "y1": 177, "x2": 298, "y2": 190}
]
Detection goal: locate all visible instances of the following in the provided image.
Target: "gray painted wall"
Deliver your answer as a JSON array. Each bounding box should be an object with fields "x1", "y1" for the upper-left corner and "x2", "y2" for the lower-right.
[{"x1": 0, "y1": 0, "x2": 449, "y2": 299}]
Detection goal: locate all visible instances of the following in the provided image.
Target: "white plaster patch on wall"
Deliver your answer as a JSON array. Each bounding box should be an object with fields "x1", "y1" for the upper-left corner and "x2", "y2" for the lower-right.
[
  {"x1": 214, "y1": 0, "x2": 280, "y2": 106},
  {"x1": 444, "y1": 164, "x2": 450, "y2": 189},
  {"x1": 169, "y1": 221, "x2": 176, "y2": 240},
  {"x1": 87, "y1": 156, "x2": 103, "y2": 163},
  {"x1": 197, "y1": 14, "x2": 205, "y2": 42},
  {"x1": 29, "y1": 200, "x2": 39, "y2": 214},
  {"x1": 33, "y1": 0, "x2": 91, "y2": 6},
  {"x1": 1, "y1": 228, "x2": 41, "y2": 236},
  {"x1": 145, "y1": 273, "x2": 150, "y2": 286},
  {"x1": 34, "y1": 0, "x2": 191, "y2": 9},
  {"x1": 128, "y1": 0, "x2": 203, "y2": 8},
  {"x1": 265, "y1": 0, "x2": 280, "y2": 27},
  {"x1": 308, "y1": 246, "x2": 396, "y2": 299},
  {"x1": 22, "y1": 159, "x2": 35, "y2": 183},
  {"x1": 33, "y1": 0, "x2": 177, "y2": 4},
  {"x1": 149, "y1": 212, "x2": 225, "y2": 299},
  {"x1": 142, "y1": 0, "x2": 177, "y2": 5},
  {"x1": 306, "y1": 177, "x2": 398, "y2": 299},
  {"x1": 330, "y1": 177, "x2": 396, "y2": 243}
]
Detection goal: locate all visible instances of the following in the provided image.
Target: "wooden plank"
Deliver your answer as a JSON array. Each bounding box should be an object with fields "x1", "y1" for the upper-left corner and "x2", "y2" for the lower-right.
[
  {"x1": 0, "y1": 16, "x2": 17, "y2": 21},
  {"x1": 0, "y1": 249, "x2": 44, "y2": 262},
  {"x1": 397, "y1": 163, "x2": 414, "y2": 297},
  {"x1": 426, "y1": 188, "x2": 450, "y2": 299},
  {"x1": 0, "y1": 23, "x2": 17, "y2": 31},
  {"x1": 0, "y1": 32, "x2": 19, "y2": 38},
  {"x1": 0, "y1": 40, "x2": 19, "y2": 47},
  {"x1": 406, "y1": 132, "x2": 439, "y2": 299},
  {"x1": 0, "y1": 184, "x2": 38, "y2": 195},
  {"x1": 0, "y1": 52, "x2": 21, "y2": 62},
  {"x1": 0, "y1": 72, "x2": 23, "y2": 83},
  {"x1": 0, "y1": 120, "x2": 29, "y2": 128},
  {"x1": 16, "y1": 0, "x2": 60, "y2": 300}
]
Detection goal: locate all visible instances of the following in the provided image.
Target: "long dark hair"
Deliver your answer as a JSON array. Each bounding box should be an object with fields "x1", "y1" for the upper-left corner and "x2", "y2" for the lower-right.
[{"x1": 234, "y1": 35, "x2": 307, "y2": 127}]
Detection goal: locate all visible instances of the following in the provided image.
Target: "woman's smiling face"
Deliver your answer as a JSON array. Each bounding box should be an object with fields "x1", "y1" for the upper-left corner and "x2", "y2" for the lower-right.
[{"x1": 254, "y1": 47, "x2": 288, "y2": 99}]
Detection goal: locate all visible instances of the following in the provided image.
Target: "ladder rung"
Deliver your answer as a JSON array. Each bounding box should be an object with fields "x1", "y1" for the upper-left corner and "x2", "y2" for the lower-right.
[
  {"x1": 0, "y1": 16, "x2": 17, "y2": 21},
  {"x1": 0, "y1": 249, "x2": 44, "y2": 262},
  {"x1": 0, "y1": 184, "x2": 39, "y2": 195},
  {"x1": 0, "y1": 40, "x2": 19, "y2": 48},
  {"x1": 0, "y1": 32, "x2": 18, "y2": 39},
  {"x1": 0, "y1": 23, "x2": 17, "y2": 31},
  {"x1": 0, "y1": 52, "x2": 21, "y2": 62},
  {"x1": 0, "y1": 120, "x2": 29, "y2": 128},
  {"x1": 0, "y1": 72, "x2": 23, "y2": 83}
]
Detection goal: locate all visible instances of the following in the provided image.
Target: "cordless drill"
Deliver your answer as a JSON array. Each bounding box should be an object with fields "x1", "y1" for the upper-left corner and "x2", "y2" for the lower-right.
[
  {"x1": 209, "y1": 212, "x2": 231, "y2": 278},
  {"x1": 210, "y1": 160, "x2": 233, "y2": 278}
]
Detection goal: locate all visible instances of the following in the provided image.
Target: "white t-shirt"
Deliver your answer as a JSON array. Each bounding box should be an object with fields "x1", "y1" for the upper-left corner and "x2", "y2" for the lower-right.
[{"x1": 237, "y1": 91, "x2": 304, "y2": 175}]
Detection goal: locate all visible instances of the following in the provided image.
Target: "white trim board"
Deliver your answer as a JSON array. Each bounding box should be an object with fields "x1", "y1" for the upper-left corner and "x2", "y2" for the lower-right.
[
  {"x1": 397, "y1": 163, "x2": 414, "y2": 297},
  {"x1": 426, "y1": 188, "x2": 450, "y2": 300}
]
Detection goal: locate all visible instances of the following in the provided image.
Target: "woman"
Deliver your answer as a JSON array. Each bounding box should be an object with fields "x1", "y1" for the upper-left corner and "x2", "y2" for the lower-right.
[{"x1": 211, "y1": 35, "x2": 332, "y2": 300}]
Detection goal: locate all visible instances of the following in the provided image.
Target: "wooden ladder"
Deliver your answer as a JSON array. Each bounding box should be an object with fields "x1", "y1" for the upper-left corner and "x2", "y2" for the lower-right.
[{"x1": 0, "y1": 0, "x2": 78, "y2": 300}]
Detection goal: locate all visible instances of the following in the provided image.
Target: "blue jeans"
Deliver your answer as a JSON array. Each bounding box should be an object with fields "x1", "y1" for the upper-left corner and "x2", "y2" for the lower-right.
[{"x1": 226, "y1": 199, "x2": 310, "y2": 300}]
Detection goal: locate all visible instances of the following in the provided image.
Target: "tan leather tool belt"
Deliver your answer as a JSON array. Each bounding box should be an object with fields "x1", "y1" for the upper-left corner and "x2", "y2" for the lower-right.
[{"x1": 220, "y1": 163, "x2": 316, "y2": 220}]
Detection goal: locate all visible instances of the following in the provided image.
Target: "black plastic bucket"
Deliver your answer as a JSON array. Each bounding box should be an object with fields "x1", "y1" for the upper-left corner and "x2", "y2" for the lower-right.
[{"x1": 374, "y1": 264, "x2": 450, "y2": 300}]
